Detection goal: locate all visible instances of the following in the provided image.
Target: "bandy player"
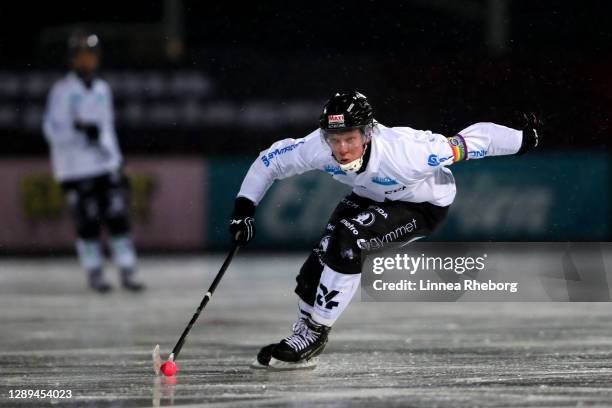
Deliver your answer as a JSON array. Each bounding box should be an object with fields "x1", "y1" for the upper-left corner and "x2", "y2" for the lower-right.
[
  {"x1": 229, "y1": 91, "x2": 541, "y2": 369},
  {"x1": 43, "y1": 32, "x2": 144, "y2": 293}
]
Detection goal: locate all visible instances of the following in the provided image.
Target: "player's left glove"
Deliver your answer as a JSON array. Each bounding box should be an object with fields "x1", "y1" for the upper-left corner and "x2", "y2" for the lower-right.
[
  {"x1": 229, "y1": 197, "x2": 256, "y2": 245},
  {"x1": 516, "y1": 112, "x2": 542, "y2": 155},
  {"x1": 74, "y1": 121, "x2": 100, "y2": 144}
]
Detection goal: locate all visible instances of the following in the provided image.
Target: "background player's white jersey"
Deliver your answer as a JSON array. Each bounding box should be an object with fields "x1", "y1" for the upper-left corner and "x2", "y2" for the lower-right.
[
  {"x1": 238, "y1": 122, "x2": 523, "y2": 206},
  {"x1": 43, "y1": 72, "x2": 122, "y2": 182}
]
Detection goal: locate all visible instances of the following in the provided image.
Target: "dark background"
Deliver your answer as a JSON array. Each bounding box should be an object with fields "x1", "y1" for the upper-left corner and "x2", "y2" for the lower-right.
[{"x1": 0, "y1": 0, "x2": 610, "y2": 155}]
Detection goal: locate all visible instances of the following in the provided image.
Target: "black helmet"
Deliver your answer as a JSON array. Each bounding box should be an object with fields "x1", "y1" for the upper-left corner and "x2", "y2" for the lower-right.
[
  {"x1": 67, "y1": 31, "x2": 100, "y2": 58},
  {"x1": 319, "y1": 91, "x2": 374, "y2": 132}
]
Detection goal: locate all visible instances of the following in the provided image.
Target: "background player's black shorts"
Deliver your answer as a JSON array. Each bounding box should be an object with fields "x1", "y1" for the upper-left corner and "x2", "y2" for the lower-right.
[{"x1": 60, "y1": 171, "x2": 131, "y2": 239}]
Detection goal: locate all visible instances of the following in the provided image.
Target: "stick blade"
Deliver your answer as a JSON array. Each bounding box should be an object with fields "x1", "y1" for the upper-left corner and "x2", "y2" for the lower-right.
[{"x1": 152, "y1": 344, "x2": 162, "y2": 375}]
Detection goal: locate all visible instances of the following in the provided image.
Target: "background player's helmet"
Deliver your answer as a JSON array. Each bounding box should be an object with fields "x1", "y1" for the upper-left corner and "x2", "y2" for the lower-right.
[
  {"x1": 67, "y1": 31, "x2": 101, "y2": 86},
  {"x1": 319, "y1": 91, "x2": 374, "y2": 137},
  {"x1": 67, "y1": 31, "x2": 100, "y2": 59}
]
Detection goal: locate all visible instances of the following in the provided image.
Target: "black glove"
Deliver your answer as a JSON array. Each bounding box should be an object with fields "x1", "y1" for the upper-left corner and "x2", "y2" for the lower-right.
[
  {"x1": 229, "y1": 197, "x2": 256, "y2": 245},
  {"x1": 74, "y1": 121, "x2": 100, "y2": 144},
  {"x1": 516, "y1": 112, "x2": 542, "y2": 155}
]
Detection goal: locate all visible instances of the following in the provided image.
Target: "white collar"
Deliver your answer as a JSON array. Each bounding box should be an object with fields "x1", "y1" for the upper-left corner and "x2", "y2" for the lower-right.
[{"x1": 364, "y1": 134, "x2": 381, "y2": 174}]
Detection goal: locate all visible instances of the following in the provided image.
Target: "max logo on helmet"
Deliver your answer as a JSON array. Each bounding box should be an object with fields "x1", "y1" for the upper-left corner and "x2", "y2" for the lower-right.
[{"x1": 328, "y1": 114, "x2": 345, "y2": 128}]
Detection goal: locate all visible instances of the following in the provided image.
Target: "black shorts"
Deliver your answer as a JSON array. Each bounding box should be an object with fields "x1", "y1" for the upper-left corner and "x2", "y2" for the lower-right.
[
  {"x1": 295, "y1": 192, "x2": 450, "y2": 304},
  {"x1": 60, "y1": 171, "x2": 131, "y2": 238},
  {"x1": 321, "y1": 193, "x2": 450, "y2": 274}
]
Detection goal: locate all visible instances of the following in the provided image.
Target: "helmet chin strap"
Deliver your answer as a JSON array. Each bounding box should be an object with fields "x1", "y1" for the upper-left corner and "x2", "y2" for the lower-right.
[{"x1": 336, "y1": 144, "x2": 368, "y2": 174}]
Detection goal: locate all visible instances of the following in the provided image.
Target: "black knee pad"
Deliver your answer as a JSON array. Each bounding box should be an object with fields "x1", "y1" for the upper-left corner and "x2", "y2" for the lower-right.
[
  {"x1": 66, "y1": 193, "x2": 101, "y2": 239},
  {"x1": 294, "y1": 232, "x2": 333, "y2": 305},
  {"x1": 106, "y1": 214, "x2": 130, "y2": 235},
  {"x1": 323, "y1": 222, "x2": 363, "y2": 274},
  {"x1": 295, "y1": 252, "x2": 325, "y2": 306},
  {"x1": 76, "y1": 217, "x2": 101, "y2": 239},
  {"x1": 103, "y1": 186, "x2": 131, "y2": 235}
]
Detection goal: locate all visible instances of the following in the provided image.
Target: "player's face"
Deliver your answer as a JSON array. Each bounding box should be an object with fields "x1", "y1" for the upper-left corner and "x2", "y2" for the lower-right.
[
  {"x1": 72, "y1": 51, "x2": 99, "y2": 74},
  {"x1": 326, "y1": 129, "x2": 365, "y2": 165}
]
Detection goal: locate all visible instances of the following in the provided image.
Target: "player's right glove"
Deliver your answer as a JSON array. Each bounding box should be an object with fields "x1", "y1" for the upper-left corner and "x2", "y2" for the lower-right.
[
  {"x1": 229, "y1": 197, "x2": 256, "y2": 245},
  {"x1": 74, "y1": 121, "x2": 100, "y2": 144},
  {"x1": 516, "y1": 112, "x2": 542, "y2": 155}
]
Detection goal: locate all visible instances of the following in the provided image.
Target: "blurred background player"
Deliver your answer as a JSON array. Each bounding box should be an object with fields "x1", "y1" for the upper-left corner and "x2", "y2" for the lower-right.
[
  {"x1": 42, "y1": 31, "x2": 144, "y2": 293},
  {"x1": 230, "y1": 91, "x2": 541, "y2": 369}
]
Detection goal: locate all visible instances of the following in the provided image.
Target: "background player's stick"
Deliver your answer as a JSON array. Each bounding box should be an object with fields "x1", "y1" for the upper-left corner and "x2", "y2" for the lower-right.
[{"x1": 153, "y1": 241, "x2": 241, "y2": 375}]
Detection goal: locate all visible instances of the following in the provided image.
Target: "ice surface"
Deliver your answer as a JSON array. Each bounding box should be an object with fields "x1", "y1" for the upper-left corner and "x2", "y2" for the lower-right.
[{"x1": 2, "y1": 255, "x2": 612, "y2": 407}]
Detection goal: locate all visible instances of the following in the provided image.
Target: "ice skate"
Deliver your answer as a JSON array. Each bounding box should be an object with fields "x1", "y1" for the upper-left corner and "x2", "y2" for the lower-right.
[
  {"x1": 120, "y1": 268, "x2": 146, "y2": 292},
  {"x1": 251, "y1": 318, "x2": 330, "y2": 370},
  {"x1": 250, "y1": 343, "x2": 277, "y2": 369},
  {"x1": 87, "y1": 268, "x2": 113, "y2": 293}
]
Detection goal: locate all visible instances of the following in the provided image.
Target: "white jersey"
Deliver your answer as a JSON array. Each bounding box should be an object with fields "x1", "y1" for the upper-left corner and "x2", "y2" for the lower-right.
[
  {"x1": 238, "y1": 122, "x2": 523, "y2": 207},
  {"x1": 42, "y1": 72, "x2": 122, "y2": 182}
]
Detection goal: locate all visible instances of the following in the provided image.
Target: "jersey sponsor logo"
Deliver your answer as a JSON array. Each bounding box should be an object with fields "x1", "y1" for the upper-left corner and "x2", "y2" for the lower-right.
[
  {"x1": 70, "y1": 93, "x2": 82, "y2": 107},
  {"x1": 341, "y1": 198, "x2": 360, "y2": 209},
  {"x1": 384, "y1": 185, "x2": 407, "y2": 195},
  {"x1": 314, "y1": 235, "x2": 331, "y2": 265},
  {"x1": 468, "y1": 149, "x2": 487, "y2": 158},
  {"x1": 340, "y1": 218, "x2": 360, "y2": 235},
  {"x1": 352, "y1": 211, "x2": 375, "y2": 227},
  {"x1": 448, "y1": 134, "x2": 467, "y2": 162},
  {"x1": 368, "y1": 205, "x2": 388, "y2": 219},
  {"x1": 371, "y1": 176, "x2": 398, "y2": 185},
  {"x1": 357, "y1": 237, "x2": 383, "y2": 251},
  {"x1": 260, "y1": 140, "x2": 305, "y2": 167},
  {"x1": 381, "y1": 218, "x2": 418, "y2": 243},
  {"x1": 356, "y1": 239, "x2": 368, "y2": 250},
  {"x1": 427, "y1": 154, "x2": 453, "y2": 166},
  {"x1": 324, "y1": 164, "x2": 347, "y2": 175},
  {"x1": 327, "y1": 114, "x2": 345, "y2": 128},
  {"x1": 316, "y1": 283, "x2": 340, "y2": 310},
  {"x1": 356, "y1": 218, "x2": 419, "y2": 251},
  {"x1": 95, "y1": 93, "x2": 106, "y2": 104},
  {"x1": 319, "y1": 235, "x2": 330, "y2": 253}
]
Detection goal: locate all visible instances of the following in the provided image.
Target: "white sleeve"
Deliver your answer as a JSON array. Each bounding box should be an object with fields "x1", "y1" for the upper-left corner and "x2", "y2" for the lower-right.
[
  {"x1": 100, "y1": 83, "x2": 115, "y2": 140},
  {"x1": 457, "y1": 122, "x2": 523, "y2": 158},
  {"x1": 42, "y1": 82, "x2": 75, "y2": 146},
  {"x1": 237, "y1": 129, "x2": 327, "y2": 205},
  {"x1": 97, "y1": 83, "x2": 120, "y2": 156},
  {"x1": 422, "y1": 122, "x2": 523, "y2": 168}
]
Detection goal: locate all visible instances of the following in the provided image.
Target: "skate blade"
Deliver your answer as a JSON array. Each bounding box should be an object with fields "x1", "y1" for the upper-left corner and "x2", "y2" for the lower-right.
[
  {"x1": 266, "y1": 357, "x2": 318, "y2": 371},
  {"x1": 249, "y1": 359, "x2": 270, "y2": 370},
  {"x1": 152, "y1": 344, "x2": 161, "y2": 375}
]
